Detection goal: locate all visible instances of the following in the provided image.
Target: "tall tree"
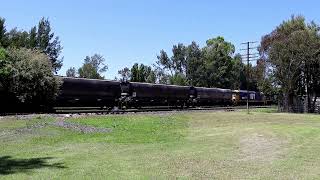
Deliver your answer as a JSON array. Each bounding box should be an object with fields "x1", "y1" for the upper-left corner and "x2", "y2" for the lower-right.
[
  {"x1": 156, "y1": 43, "x2": 187, "y2": 75},
  {"x1": 7, "y1": 28, "x2": 29, "y2": 48},
  {"x1": 230, "y1": 54, "x2": 245, "y2": 90},
  {"x1": 78, "y1": 54, "x2": 107, "y2": 79},
  {"x1": 185, "y1": 41, "x2": 203, "y2": 86},
  {"x1": 202, "y1": 36, "x2": 236, "y2": 89},
  {"x1": 28, "y1": 26, "x2": 37, "y2": 48},
  {"x1": 130, "y1": 63, "x2": 156, "y2": 83},
  {"x1": 260, "y1": 15, "x2": 320, "y2": 112},
  {"x1": 0, "y1": 17, "x2": 8, "y2": 47},
  {"x1": 36, "y1": 18, "x2": 63, "y2": 73},
  {"x1": 0, "y1": 48, "x2": 8, "y2": 91},
  {"x1": 156, "y1": 43, "x2": 189, "y2": 85},
  {"x1": 156, "y1": 50, "x2": 174, "y2": 76}
]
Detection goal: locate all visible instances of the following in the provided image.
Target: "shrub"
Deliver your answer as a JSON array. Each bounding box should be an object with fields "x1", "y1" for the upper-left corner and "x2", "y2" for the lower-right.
[{"x1": 1, "y1": 48, "x2": 61, "y2": 110}]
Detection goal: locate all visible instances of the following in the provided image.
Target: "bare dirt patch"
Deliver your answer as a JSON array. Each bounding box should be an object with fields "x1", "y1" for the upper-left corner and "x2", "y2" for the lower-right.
[{"x1": 238, "y1": 133, "x2": 286, "y2": 162}]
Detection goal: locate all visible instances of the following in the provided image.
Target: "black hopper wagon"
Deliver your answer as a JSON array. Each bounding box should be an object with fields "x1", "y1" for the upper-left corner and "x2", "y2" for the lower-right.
[
  {"x1": 56, "y1": 77, "x2": 121, "y2": 109},
  {"x1": 119, "y1": 82, "x2": 193, "y2": 109},
  {"x1": 194, "y1": 87, "x2": 233, "y2": 106}
]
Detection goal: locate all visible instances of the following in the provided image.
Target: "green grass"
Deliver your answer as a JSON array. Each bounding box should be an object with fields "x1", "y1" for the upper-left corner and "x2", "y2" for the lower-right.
[
  {"x1": 67, "y1": 115, "x2": 187, "y2": 143},
  {"x1": 242, "y1": 106, "x2": 278, "y2": 113},
  {"x1": 1, "y1": 110, "x2": 320, "y2": 179}
]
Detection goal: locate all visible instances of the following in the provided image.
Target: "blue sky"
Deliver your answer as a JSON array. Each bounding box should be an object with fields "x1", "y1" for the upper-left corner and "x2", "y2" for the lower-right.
[{"x1": 1, "y1": 0, "x2": 319, "y2": 79}]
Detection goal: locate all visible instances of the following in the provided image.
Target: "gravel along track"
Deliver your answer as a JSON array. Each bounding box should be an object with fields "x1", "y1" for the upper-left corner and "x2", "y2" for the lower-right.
[
  {"x1": 14, "y1": 120, "x2": 112, "y2": 134},
  {"x1": 53, "y1": 120, "x2": 112, "y2": 133},
  {"x1": 54, "y1": 105, "x2": 270, "y2": 114}
]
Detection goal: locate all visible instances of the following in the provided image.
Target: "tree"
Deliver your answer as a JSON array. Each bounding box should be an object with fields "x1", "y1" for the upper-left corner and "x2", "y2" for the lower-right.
[
  {"x1": 0, "y1": 18, "x2": 8, "y2": 47},
  {"x1": 0, "y1": 48, "x2": 61, "y2": 110},
  {"x1": 118, "y1": 67, "x2": 131, "y2": 81},
  {"x1": 35, "y1": 18, "x2": 63, "y2": 73},
  {"x1": 0, "y1": 48, "x2": 8, "y2": 91},
  {"x1": 7, "y1": 28, "x2": 29, "y2": 48},
  {"x1": 28, "y1": 26, "x2": 37, "y2": 48},
  {"x1": 185, "y1": 41, "x2": 203, "y2": 86},
  {"x1": 156, "y1": 43, "x2": 187, "y2": 76},
  {"x1": 130, "y1": 63, "x2": 156, "y2": 83},
  {"x1": 155, "y1": 39, "x2": 247, "y2": 88},
  {"x1": 171, "y1": 43, "x2": 187, "y2": 74},
  {"x1": 202, "y1": 36, "x2": 237, "y2": 89},
  {"x1": 153, "y1": 64, "x2": 170, "y2": 84},
  {"x1": 254, "y1": 59, "x2": 277, "y2": 97},
  {"x1": 260, "y1": 15, "x2": 320, "y2": 112},
  {"x1": 230, "y1": 54, "x2": 245, "y2": 90},
  {"x1": 169, "y1": 73, "x2": 188, "y2": 86},
  {"x1": 66, "y1": 67, "x2": 77, "y2": 77},
  {"x1": 78, "y1": 54, "x2": 107, "y2": 79},
  {"x1": 156, "y1": 50, "x2": 174, "y2": 76},
  {"x1": 156, "y1": 43, "x2": 190, "y2": 85},
  {"x1": 0, "y1": 48, "x2": 5, "y2": 59},
  {"x1": 0, "y1": 17, "x2": 63, "y2": 72}
]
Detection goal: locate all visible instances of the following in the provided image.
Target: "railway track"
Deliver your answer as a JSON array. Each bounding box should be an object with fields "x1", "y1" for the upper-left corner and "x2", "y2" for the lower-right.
[
  {"x1": 0, "y1": 106, "x2": 274, "y2": 116},
  {"x1": 0, "y1": 106, "x2": 273, "y2": 116},
  {"x1": 53, "y1": 105, "x2": 273, "y2": 114}
]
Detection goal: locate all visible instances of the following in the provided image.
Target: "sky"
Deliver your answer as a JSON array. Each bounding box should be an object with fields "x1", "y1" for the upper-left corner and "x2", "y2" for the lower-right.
[{"x1": 1, "y1": 0, "x2": 320, "y2": 79}]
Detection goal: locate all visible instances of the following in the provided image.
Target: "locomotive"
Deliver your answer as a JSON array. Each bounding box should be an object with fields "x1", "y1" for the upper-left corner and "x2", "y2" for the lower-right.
[{"x1": 56, "y1": 77, "x2": 268, "y2": 109}]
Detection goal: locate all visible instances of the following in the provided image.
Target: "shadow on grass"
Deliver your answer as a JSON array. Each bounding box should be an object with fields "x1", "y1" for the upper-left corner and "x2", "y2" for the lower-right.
[{"x1": 0, "y1": 156, "x2": 66, "y2": 175}]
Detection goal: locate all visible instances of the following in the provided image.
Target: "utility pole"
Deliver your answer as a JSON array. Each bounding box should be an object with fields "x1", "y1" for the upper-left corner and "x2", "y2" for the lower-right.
[{"x1": 240, "y1": 41, "x2": 259, "y2": 114}]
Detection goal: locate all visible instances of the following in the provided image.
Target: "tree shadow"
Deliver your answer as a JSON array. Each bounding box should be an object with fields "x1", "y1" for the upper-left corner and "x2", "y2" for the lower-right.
[{"x1": 0, "y1": 156, "x2": 66, "y2": 175}]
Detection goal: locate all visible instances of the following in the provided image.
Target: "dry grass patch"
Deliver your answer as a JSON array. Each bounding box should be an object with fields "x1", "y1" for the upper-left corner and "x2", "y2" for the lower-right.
[{"x1": 238, "y1": 132, "x2": 287, "y2": 162}]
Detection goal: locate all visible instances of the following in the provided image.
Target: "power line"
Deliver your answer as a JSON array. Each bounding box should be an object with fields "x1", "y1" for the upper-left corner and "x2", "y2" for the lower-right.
[{"x1": 240, "y1": 41, "x2": 259, "y2": 114}]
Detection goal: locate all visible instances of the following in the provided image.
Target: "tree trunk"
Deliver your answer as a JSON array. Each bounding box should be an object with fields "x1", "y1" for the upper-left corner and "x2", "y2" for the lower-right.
[
  {"x1": 283, "y1": 93, "x2": 290, "y2": 112},
  {"x1": 312, "y1": 92, "x2": 317, "y2": 113}
]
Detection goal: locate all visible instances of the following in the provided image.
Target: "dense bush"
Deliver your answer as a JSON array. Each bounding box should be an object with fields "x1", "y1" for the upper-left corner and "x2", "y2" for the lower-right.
[{"x1": 0, "y1": 48, "x2": 61, "y2": 110}]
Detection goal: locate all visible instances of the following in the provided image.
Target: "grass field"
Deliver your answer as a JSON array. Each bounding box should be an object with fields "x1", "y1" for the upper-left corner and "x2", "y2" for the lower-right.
[{"x1": 1, "y1": 109, "x2": 320, "y2": 179}]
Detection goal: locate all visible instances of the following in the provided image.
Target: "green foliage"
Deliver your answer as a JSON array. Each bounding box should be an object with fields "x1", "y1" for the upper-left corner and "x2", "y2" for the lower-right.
[
  {"x1": 155, "y1": 38, "x2": 246, "y2": 88},
  {"x1": 0, "y1": 47, "x2": 5, "y2": 59},
  {"x1": 117, "y1": 67, "x2": 131, "y2": 81},
  {"x1": 66, "y1": 67, "x2": 77, "y2": 77},
  {"x1": 0, "y1": 17, "x2": 63, "y2": 73},
  {"x1": 0, "y1": 48, "x2": 8, "y2": 90},
  {"x1": 34, "y1": 18, "x2": 63, "y2": 73},
  {"x1": 201, "y1": 36, "x2": 241, "y2": 89},
  {"x1": 156, "y1": 43, "x2": 187, "y2": 84},
  {"x1": 6, "y1": 28, "x2": 30, "y2": 48},
  {"x1": 0, "y1": 48, "x2": 61, "y2": 106},
  {"x1": 169, "y1": 73, "x2": 188, "y2": 86},
  {"x1": 0, "y1": 17, "x2": 8, "y2": 47},
  {"x1": 185, "y1": 41, "x2": 203, "y2": 86},
  {"x1": 130, "y1": 63, "x2": 156, "y2": 83},
  {"x1": 78, "y1": 54, "x2": 107, "y2": 79},
  {"x1": 260, "y1": 15, "x2": 320, "y2": 112}
]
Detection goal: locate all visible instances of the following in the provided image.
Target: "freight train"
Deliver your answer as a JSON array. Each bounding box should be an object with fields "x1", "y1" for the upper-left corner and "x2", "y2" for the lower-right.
[{"x1": 56, "y1": 77, "x2": 270, "y2": 109}]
